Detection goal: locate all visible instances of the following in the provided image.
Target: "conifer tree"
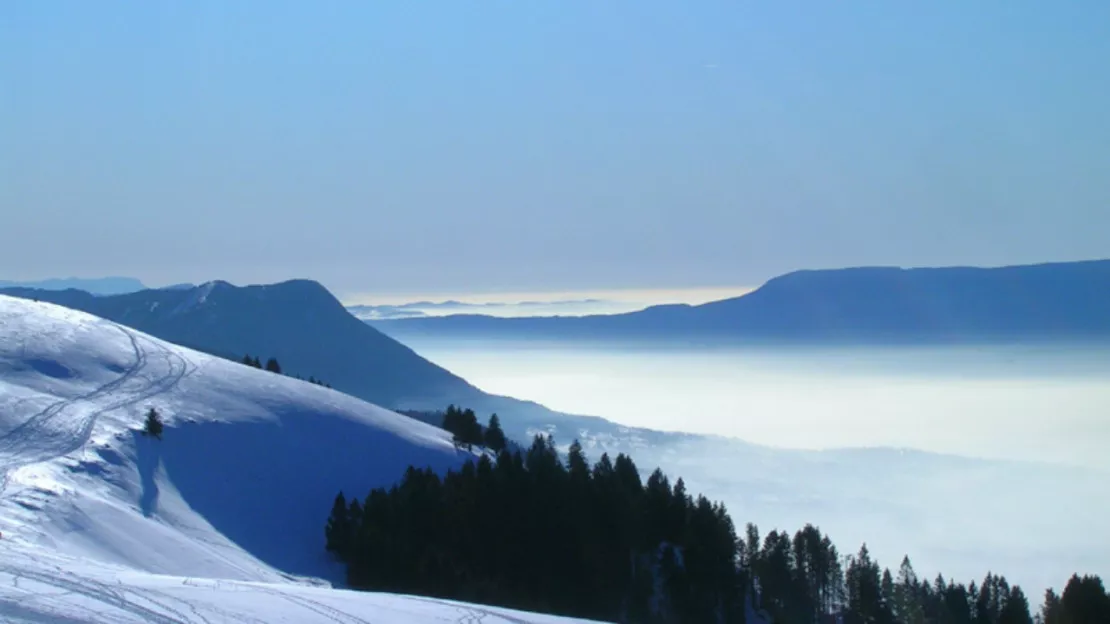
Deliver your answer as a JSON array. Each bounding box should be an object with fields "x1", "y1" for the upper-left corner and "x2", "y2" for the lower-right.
[
  {"x1": 484, "y1": 414, "x2": 507, "y2": 452},
  {"x1": 461, "y1": 408, "x2": 482, "y2": 447},
  {"x1": 143, "y1": 407, "x2": 164, "y2": 440},
  {"x1": 1041, "y1": 588, "x2": 1062, "y2": 624},
  {"x1": 896, "y1": 555, "x2": 925, "y2": 624},
  {"x1": 325, "y1": 492, "x2": 349, "y2": 556},
  {"x1": 566, "y1": 439, "x2": 589, "y2": 481},
  {"x1": 1059, "y1": 574, "x2": 1110, "y2": 623},
  {"x1": 998, "y1": 586, "x2": 1033, "y2": 624},
  {"x1": 442, "y1": 405, "x2": 462, "y2": 444},
  {"x1": 265, "y1": 358, "x2": 281, "y2": 374}
]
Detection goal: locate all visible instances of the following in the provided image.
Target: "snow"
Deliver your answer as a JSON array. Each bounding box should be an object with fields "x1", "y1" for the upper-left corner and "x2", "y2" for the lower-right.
[
  {"x1": 0, "y1": 295, "x2": 600, "y2": 623},
  {"x1": 0, "y1": 543, "x2": 602, "y2": 623}
]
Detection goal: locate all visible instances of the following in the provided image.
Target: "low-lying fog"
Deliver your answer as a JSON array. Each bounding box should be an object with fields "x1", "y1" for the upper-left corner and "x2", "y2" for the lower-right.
[{"x1": 400, "y1": 336, "x2": 1110, "y2": 595}]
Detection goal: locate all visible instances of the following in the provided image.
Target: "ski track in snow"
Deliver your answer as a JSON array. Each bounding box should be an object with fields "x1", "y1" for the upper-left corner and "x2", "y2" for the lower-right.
[
  {"x1": 0, "y1": 321, "x2": 193, "y2": 498},
  {"x1": 1, "y1": 565, "x2": 190, "y2": 624}
]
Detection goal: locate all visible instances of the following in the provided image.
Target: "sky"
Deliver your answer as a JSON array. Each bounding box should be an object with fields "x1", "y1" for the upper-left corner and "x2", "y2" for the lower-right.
[{"x1": 3, "y1": 2, "x2": 1108, "y2": 301}]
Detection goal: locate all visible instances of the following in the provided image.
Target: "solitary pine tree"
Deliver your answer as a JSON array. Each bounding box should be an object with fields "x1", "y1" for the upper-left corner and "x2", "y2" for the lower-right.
[
  {"x1": 143, "y1": 407, "x2": 164, "y2": 440},
  {"x1": 484, "y1": 414, "x2": 507, "y2": 452},
  {"x1": 265, "y1": 358, "x2": 282, "y2": 374},
  {"x1": 241, "y1": 354, "x2": 254, "y2": 366}
]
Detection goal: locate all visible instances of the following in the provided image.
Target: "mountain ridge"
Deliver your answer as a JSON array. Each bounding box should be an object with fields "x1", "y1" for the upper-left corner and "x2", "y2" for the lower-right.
[
  {"x1": 0, "y1": 279, "x2": 618, "y2": 444},
  {"x1": 0, "y1": 279, "x2": 482, "y2": 408},
  {"x1": 368, "y1": 259, "x2": 1110, "y2": 343},
  {"x1": 0, "y1": 276, "x2": 146, "y2": 295}
]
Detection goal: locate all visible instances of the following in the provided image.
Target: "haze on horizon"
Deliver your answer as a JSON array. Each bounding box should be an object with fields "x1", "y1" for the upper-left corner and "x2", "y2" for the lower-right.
[{"x1": 4, "y1": 2, "x2": 1108, "y2": 296}]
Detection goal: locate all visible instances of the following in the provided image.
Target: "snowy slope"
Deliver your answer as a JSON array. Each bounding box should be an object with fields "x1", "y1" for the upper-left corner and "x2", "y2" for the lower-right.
[
  {"x1": 0, "y1": 295, "x2": 599, "y2": 623},
  {"x1": 0, "y1": 542, "x2": 604, "y2": 624}
]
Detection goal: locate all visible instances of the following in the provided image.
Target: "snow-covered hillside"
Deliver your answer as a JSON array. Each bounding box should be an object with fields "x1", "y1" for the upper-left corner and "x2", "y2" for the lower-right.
[
  {"x1": 0, "y1": 295, "x2": 600, "y2": 623},
  {"x1": 0, "y1": 542, "x2": 604, "y2": 623}
]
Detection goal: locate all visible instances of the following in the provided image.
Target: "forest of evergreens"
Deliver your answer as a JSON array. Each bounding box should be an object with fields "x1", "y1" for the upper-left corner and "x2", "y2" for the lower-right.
[{"x1": 325, "y1": 409, "x2": 1109, "y2": 624}]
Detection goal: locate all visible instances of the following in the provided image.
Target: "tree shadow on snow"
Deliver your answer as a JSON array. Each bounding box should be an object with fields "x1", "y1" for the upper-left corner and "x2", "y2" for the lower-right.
[{"x1": 133, "y1": 431, "x2": 161, "y2": 517}]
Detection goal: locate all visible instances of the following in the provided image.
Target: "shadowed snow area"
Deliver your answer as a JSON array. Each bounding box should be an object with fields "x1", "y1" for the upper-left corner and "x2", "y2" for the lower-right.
[{"x1": 0, "y1": 296, "x2": 597, "y2": 623}]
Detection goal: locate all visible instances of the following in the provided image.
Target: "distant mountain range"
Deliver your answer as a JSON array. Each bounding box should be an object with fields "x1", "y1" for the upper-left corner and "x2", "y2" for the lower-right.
[
  {"x1": 0, "y1": 276, "x2": 146, "y2": 295},
  {"x1": 369, "y1": 260, "x2": 1110, "y2": 344},
  {"x1": 346, "y1": 298, "x2": 639, "y2": 320}
]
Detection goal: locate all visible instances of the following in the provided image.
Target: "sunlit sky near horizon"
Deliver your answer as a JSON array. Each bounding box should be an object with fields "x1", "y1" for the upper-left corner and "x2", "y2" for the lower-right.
[
  {"x1": 340, "y1": 284, "x2": 756, "y2": 307},
  {"x1": 3, "y1": 2, "x2": 1108, "y2": 295}
]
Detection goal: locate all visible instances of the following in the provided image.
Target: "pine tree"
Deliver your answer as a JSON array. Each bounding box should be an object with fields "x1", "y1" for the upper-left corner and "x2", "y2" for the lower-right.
[
  {"x1": 998, "y1": 586, "x2": 1033, "y2": 624},
  {"x1": 442, "y1": 405, "x2": 462, "y2": 445},
  {"x1": 265, "y1": 358, "x2": 282, "y2": 374},
  {"x1": 896, "y1": 555, "x2": 925, "y2": 624},
  {"x1": 484, "y1": 414, "x2": 508, "y2": 452},
  {"x1": 1059, "y1": 574, "x2": 1110, "y2": 623},
  {"x1": 461, "y1": 408, "x2": 483, "y2": 447},
  {"x1": 325, "y1": 492, "x2": 350, "y2": 556},
  {"x1": 566, "y1": 439, "x2": 589, "y2": 481},
  {"x1": 1041, "y1": 588, "x2": 1062, "y2": 624},
  {"x1": 143, "y1": 407, "x2": 164, "y2": 440},
  {"x1": 241, "y1": 354, "x2": 254, "y2": 366},
  {"x1": 251, "y1": 356, "x2": 262, "y2": 368}
]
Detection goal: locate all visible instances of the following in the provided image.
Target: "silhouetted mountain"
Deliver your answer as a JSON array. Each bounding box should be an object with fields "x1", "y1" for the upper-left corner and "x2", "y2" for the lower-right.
[
  {"x1": 370, "y1": 260, "x2": 1110, "y2": 344},
  {"x1": 0, "y1": 276, "x2": 145, "y2": 295}
]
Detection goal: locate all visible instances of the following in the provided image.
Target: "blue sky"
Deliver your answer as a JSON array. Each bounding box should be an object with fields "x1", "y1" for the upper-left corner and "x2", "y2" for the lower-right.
[{"x1": 3, "y1": 2, "x2": 1107, "y2": 299}]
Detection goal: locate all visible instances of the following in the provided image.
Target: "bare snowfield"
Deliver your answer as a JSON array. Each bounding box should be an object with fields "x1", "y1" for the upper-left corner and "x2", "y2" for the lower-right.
[{"x1": 0, "y1": 296, "x2": 600, "y2": 623}]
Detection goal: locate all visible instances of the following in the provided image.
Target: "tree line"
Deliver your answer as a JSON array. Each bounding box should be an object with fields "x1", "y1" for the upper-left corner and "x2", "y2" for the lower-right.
[
  {"x1": 239, "y1": 353, "x2": 331, "y2": 388},
  {"x1": 440, "y1": 404, "x2": 507, "y2": 452},
  {"x1": 324, "y1": 413, "x2": 1109, "y2": 623}
]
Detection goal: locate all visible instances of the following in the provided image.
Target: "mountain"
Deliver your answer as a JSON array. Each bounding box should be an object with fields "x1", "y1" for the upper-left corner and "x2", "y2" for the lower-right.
[
  {"x1": 0, "y1": 295, "x2": 597, "y2": 623},
  {"x1": 0, "y1": 279, "x2": 482, "y2": 408},
  {"x1": 369, "y1": 260, "x2": 1110, "y2": 344},
  {"x1": 0, "y1": 280, "x2": 613, "y2": 443},
  {"x1": 0, "y1": 276, "x2": 146, "y2": 295}
]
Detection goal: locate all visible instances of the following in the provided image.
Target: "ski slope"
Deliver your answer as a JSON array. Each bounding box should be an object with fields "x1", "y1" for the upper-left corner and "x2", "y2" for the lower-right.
[{"x1": 0, "y1": 295, "x2": 600, "y2": 623}]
